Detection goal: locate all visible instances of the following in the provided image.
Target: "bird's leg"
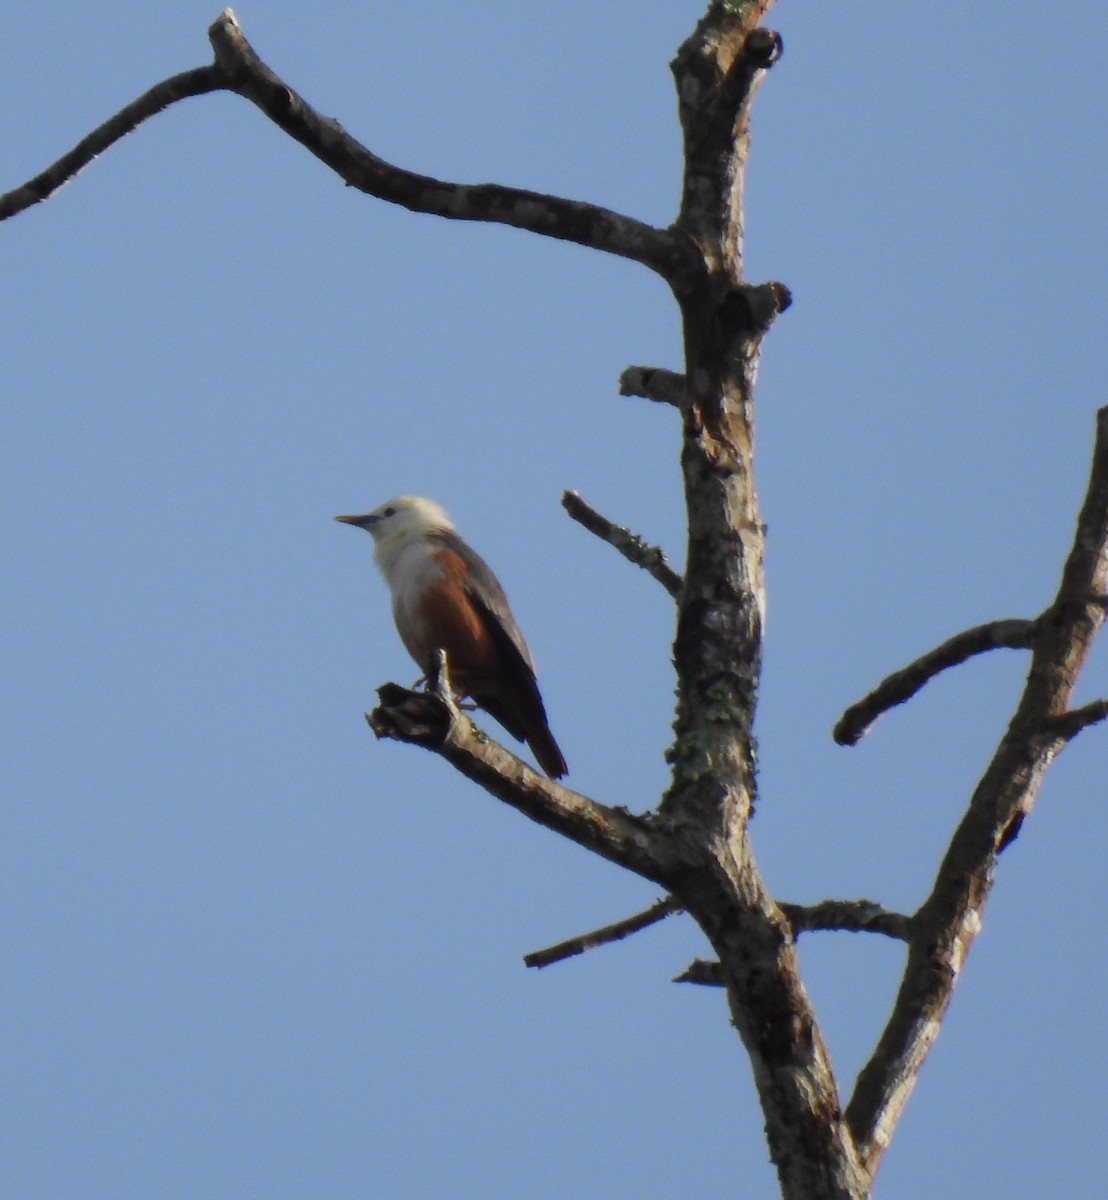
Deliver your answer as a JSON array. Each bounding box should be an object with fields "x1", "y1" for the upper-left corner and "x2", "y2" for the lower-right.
[
  {"x1": 421, "y1": 650, "x2": 476, "y2": 709},
  {"x1": 410, "y1": 674, "x2": 475, "y2": 708},
  {"x1": 426, "y1": 648, "x2": 456, "y2": 704}
]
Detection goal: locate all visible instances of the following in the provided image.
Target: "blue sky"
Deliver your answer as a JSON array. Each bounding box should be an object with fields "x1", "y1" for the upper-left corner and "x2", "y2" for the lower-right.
[{"x1": 2, "y1": 3, "x2": 1105, "y2": 1197}]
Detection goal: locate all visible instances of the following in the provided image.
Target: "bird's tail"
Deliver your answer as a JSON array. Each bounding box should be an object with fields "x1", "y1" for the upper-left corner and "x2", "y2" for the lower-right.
[
  {"x1": 527, "y1": 721, "x2": 568, "y2": 780},
  {"x1": 474, "y1": 686, "x2": 567, "y2": 780}
]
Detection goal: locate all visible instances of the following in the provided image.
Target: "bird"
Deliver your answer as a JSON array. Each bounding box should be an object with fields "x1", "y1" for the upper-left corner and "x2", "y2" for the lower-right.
[{"x1": 335, "y1": 495, "x2": 568, "y2": 779}]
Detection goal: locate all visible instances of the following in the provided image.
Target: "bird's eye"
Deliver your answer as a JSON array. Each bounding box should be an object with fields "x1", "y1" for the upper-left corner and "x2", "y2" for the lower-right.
[{"x1": 382, "y1": 506, "x2": 396, "y2": 518}]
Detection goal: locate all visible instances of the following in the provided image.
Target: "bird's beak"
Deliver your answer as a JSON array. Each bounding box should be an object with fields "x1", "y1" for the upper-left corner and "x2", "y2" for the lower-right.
[{"x1": 334, "y1": 513, "x2": 373, "y2": 528}]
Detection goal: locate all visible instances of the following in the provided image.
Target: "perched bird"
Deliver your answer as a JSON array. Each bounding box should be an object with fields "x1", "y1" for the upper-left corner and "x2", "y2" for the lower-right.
[{"x1": 335, "y1": 496, "x2": 567, "y2": 779}]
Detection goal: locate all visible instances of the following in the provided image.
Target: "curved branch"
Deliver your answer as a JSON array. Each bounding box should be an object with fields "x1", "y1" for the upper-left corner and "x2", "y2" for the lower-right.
[
  {"x1": 0, "y1": 66, "x2": 223, "y2": 221},
  {"x1": 561, "y1": 490, "x2": 683, "y2": 598},
  {"x1": 847, "y1": 405, "x2": 1108, "y2": 1177},
  {"x1": 834, "y1": 618, "x2": 1037, "y2": 746},
  {"x1": 207, "y1": 10, "x2": 698, "y2": 284},
  {"x1": 3, "y1": 10, "x2": 698, "y2": 287}
]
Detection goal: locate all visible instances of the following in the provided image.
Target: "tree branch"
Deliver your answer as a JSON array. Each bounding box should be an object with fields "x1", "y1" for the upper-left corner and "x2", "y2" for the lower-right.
[
  {"x1": 206, "y1": 10, "x2": 698, "y2": 284},
  {"x1": 3, "y1": 9, "x2": 699, "y2": 287},
  {"x1": 779, "y1": 900, "x2": 912, "y2": 942},
  {"x1": 523, "y1": 896, "x2": 683, "y2": 969},
  {"x1": 1042, "y1": 696, "x2": 1108, "y2": 741},
  {"x1": 369, "y1": 681, "x2": 688, "y2": 889},
  {"x1": 523, "y1": 893, "x2": 912, "y2": 977},
  {"x1": 0, "y1": 67, "x2": 222, "y2": 221},
  {"x1": 619, "y1": 366, "x2": 687, "y2": 407},
  {"x1": 846, "y1": 406, "x2": 1108, "y2": 1178},
  {"x1": 7, "y1": 7, "x2": 1094, "y2": 1197},
  {"x1": 834, "y1": 618, "x2": 1037, "y2": 746},
  {"x1": 673, "y1": 958, "x2": 724, "y2": 987},
  {"x1": 675, "y1": 901, "x2": 911, "y2": 989},
  {"x1": 561, "y1": 490, "x2": 683, "y2": 598}
]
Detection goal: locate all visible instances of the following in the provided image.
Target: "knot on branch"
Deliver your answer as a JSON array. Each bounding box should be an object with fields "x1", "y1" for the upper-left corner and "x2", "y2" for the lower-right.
[
  {"x1": 744, "y1": 28, "x2": 784, "y2": 69},
  {"x1": 209, "y1": 10, "x2": 300, "y2": 119},
  {"x1": 717, "y1": 281, "x2": 792, "y2": 346},
  {"x1": 208, "y1": 9, "x2": 250, "y2": 84}
]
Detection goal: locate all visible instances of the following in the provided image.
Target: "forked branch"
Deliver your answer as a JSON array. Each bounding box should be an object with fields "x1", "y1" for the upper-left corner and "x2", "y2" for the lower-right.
[
  {"x1": 845, "y1": 406, "x2": 1108, "y2": 1177},
  {"x1": 206, "y1": 11, "x2": 697, "y2": 282}
]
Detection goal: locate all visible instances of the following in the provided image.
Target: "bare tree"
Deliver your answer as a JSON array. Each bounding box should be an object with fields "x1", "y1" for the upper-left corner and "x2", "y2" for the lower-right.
[{"x1": 4, "y1": 5, "x2": 1104, "y2": 1198}]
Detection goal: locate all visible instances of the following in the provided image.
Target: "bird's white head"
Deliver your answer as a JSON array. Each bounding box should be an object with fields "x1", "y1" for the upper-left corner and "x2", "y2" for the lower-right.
[{"x1": 334, "y1": 495, "x2": 455, "y2": 577}]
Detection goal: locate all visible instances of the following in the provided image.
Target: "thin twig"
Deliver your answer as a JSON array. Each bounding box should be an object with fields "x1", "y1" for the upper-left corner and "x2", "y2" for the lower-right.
[
  {"x1": 561, "y1": 490, "x2": 683, "y2": 598},
  {"x1": 524, "y1": 896, "x2": 683, "y2": 968},
  {"x1": 834, "y1": 618, "x2": 1037, "y2": 746},
  {"x1": 0, "y1": 67, "x2": 223, "y2": 221}
]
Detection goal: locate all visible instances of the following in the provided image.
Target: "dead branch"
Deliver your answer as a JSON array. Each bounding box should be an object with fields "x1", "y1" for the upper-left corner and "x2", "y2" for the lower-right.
[
  {"x1": 561, "y1": 490, "x2": 683, "y2": 598},
  {"x1": 523, "y1": 896, "x2": 683, "y2": 969},
  {"x1": 1043, "y1": 697, "x2": 1108, "y2": 741},
  {"x1": 834, "y1": 618, "x2": 1037, "y2": 746},
  {"x1": 206, "y1": 10, "x2": 698, "y2": 285},
  {"x1": 845, "y1": 405, "x2": 1108, "y2": 1177},
  {"x1": 674, "y1": 958, "x2": 724, "y2": 987},
  {"x1": 661, "y1": 12, "x2": 873, "y2": 1196},
  {"x1": 0, "y1": 67, "x2": 222, "y2": 220},
  {"x1": 369, "y1": 682, "x2": 687, "y2": 889},
  {"x1": 780, "y1": 900, "x2": 912, "y2": 942},
  {"x1": 2, "y1": 9, "x2": 699, "y2": 288},
  {"x1": 619, "y1": 366, "x2": 687, "y2": 407},
  {"x1": 525, "y1": 893, "x2": 912, "y2": 974},
  {"x1": 675, "y1": 901, "x2": 911, "y2": 989}
]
